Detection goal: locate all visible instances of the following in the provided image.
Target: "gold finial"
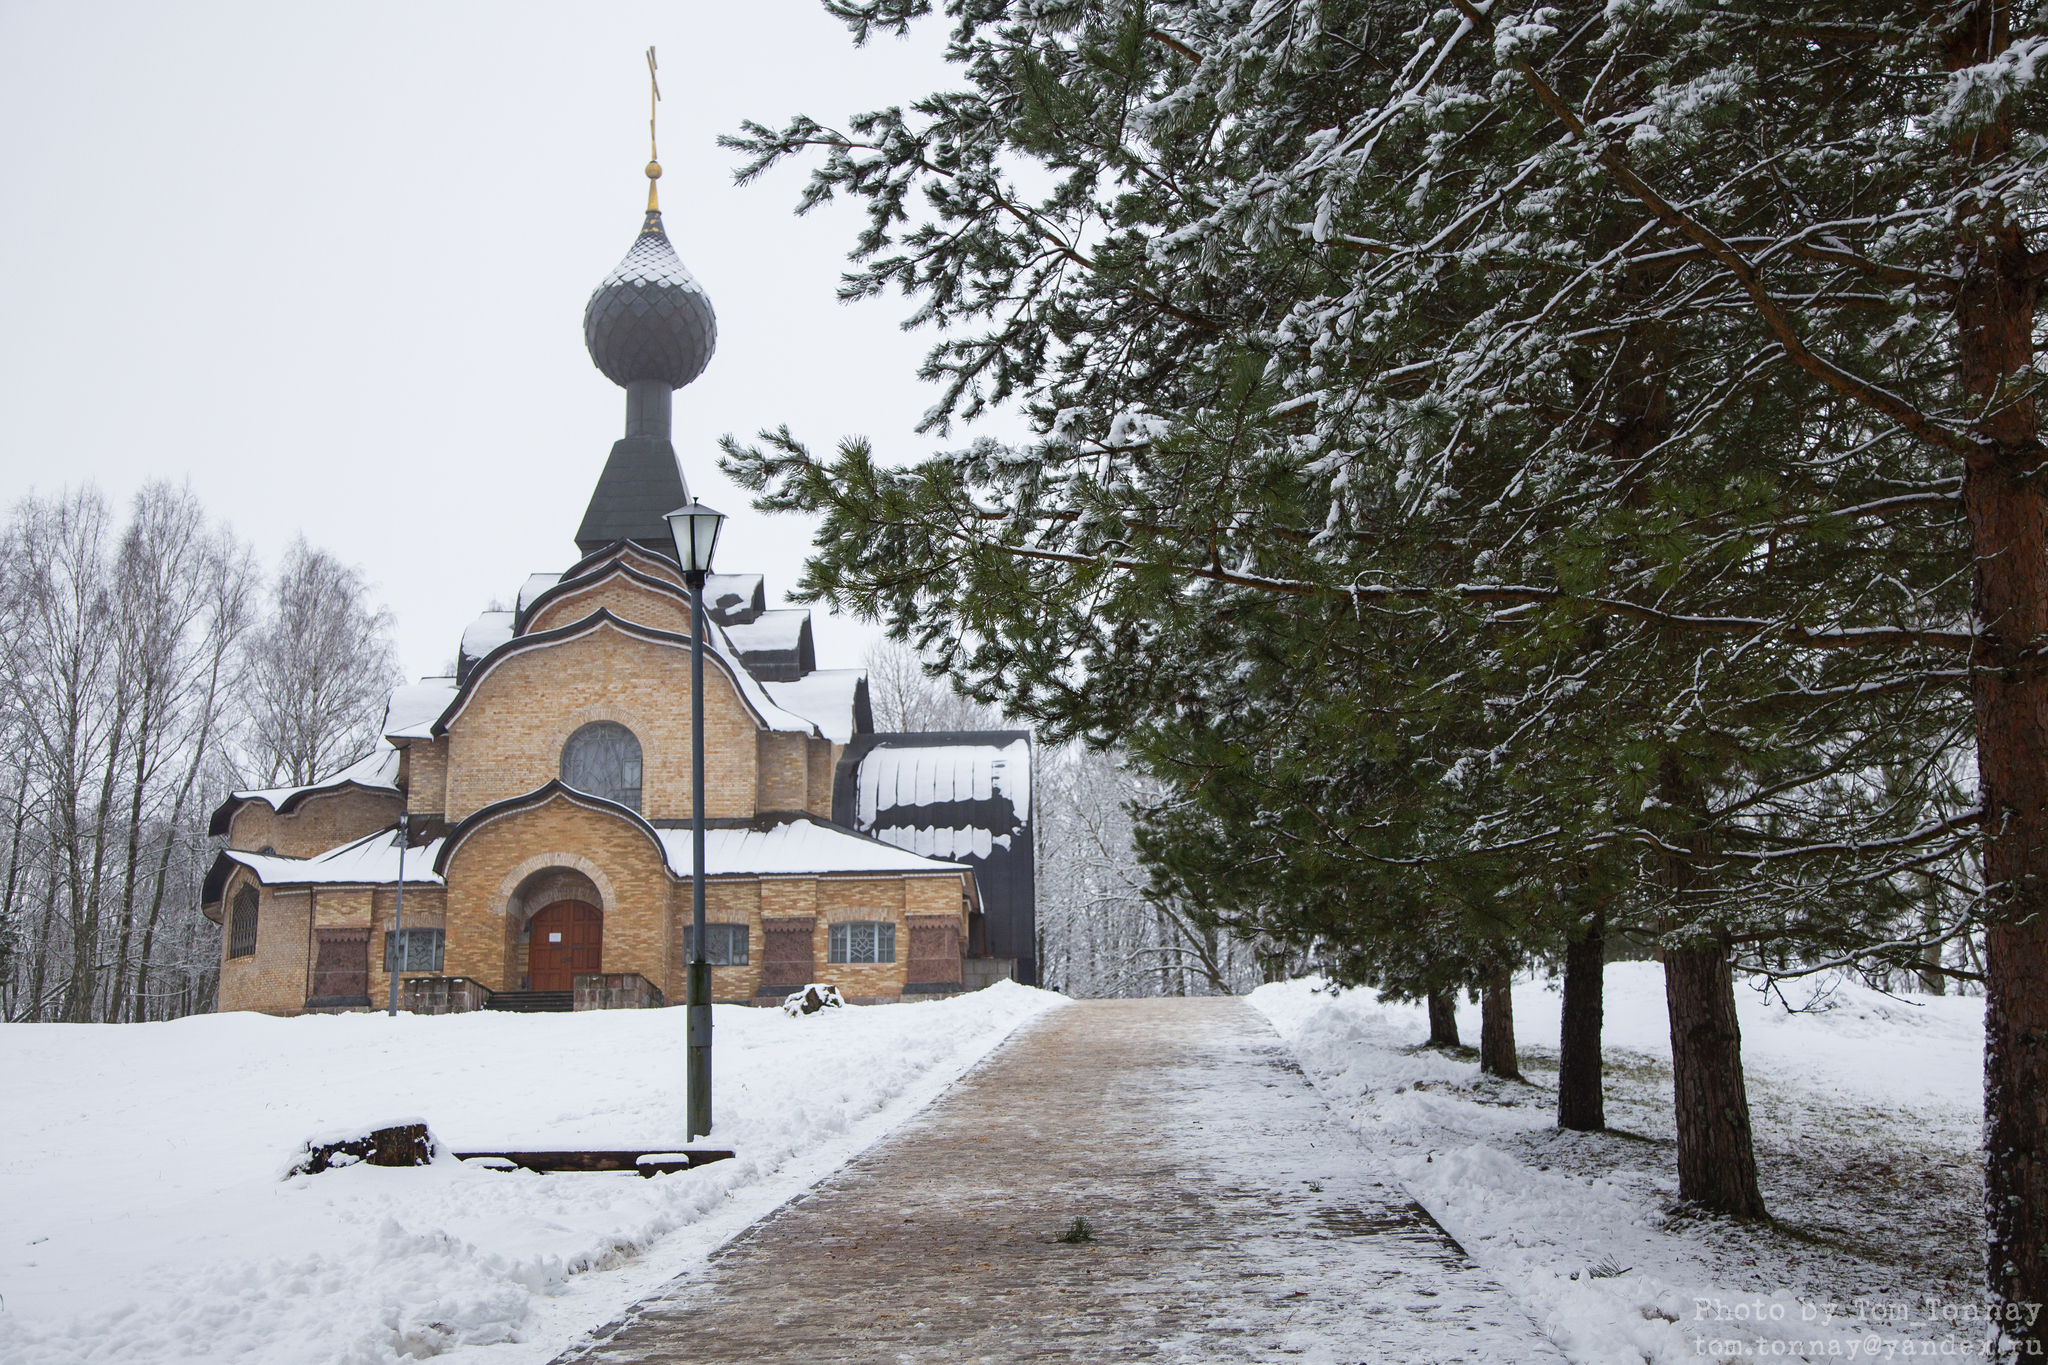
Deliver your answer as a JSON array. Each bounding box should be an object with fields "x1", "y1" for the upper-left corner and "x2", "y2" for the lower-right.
[{"x1": 645, "y1": 46, "x2": 662, "y2": 214}]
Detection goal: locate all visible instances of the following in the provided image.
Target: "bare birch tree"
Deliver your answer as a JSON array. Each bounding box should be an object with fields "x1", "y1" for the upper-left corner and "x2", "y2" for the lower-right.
[
  {"x1": 0, "y1": 484, "x2": 258, "y2": 1023},
  {"x1": 240, "y1": 537, "x2": 399, "y2": 787}
]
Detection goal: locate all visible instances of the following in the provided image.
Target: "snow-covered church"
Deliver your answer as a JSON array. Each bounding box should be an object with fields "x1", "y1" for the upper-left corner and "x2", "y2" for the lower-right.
[{"x1": 200, "y1": 161, "x2": 1035, "y2": 1015}]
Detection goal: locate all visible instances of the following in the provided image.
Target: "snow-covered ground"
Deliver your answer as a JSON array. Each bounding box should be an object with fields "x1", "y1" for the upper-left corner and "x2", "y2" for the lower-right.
[
  {"x1": 1250, "y1": 964, "x2": 1991, "y2": 1364},
  {"x1": 0, "y1": 984, "x2": 1064, "y2": 1365}
]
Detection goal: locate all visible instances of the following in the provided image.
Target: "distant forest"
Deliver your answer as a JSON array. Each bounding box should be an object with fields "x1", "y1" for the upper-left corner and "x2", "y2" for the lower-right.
[{"x1": 0, "y1": 485, "x2": 398, "y2": 1023}]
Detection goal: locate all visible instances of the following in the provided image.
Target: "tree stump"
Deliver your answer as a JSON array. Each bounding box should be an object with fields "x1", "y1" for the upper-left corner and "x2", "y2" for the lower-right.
[
  {"x1": 286, "y1": 1121, "x2": 435, "y2": 1177},
  {"x1": 783, "y1": 983, "x2": 845, "y2": 1016}
]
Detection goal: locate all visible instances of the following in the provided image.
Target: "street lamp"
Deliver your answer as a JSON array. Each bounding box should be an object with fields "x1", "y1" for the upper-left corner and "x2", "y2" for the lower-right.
[{"x1": 663, "y1": 500, "x2": 725, "y2": 1142}]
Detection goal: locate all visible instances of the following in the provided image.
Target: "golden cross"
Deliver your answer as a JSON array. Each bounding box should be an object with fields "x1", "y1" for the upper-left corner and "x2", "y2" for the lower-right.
[
  {"x1": 646, "y1": 46, "x2": 661, "y2": 163},
  {"x1": 644, "y1": 46, "x2": 663, "y2": 212}
]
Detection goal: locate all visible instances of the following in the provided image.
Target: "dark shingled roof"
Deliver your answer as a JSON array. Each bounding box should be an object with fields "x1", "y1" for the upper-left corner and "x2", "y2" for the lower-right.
[
  {"x1": 575, "y1": 435, "x2": 690, "y2": 558},
  {"x1": 583, "y1": 209, "x2": 717, "y2": 390}
]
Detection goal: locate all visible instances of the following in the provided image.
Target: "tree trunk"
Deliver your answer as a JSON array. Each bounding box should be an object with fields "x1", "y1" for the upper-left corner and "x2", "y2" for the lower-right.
[
  {"x1": 1663, "y1": 945, "x2": 1766, "y2": 1219},
  {"x1": 0, "y1": 764, "x2": 30, "y2": 1018},
  {"x1": 1919, "y1": 899, "x2": 1947, "y2": 997},
  {"x1": 1427, "y1": 988, "x2": 1460, "y2": 1047},
  {"x1": 1557, "y1": 909, "x2": 1606, "y2": 1131},
  {"x1": 1942, "y1": 6, "x2": 2048, "y2": 1343},
  {"x1": 1479, "y1": 967, "x2": 1519, "y2": 1080},
  {"x1": 26, "y1": 861, "x2": 56, "y2": 1022},
  {"x1": 110, "y1": 712, "x2": 153, "y2": 1022}
]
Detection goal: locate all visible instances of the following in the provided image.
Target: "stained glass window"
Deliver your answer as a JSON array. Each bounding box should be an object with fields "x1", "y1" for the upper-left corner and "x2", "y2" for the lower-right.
[
  {"x1": 828, "y1": 921, "x2": 895, "y2": 964},
  {"x1": 561, "y1": 721, "x2": 643, "y2": 812},
  {"x1": 384, "y1": 928, "x2": 446, "y2": 973}
]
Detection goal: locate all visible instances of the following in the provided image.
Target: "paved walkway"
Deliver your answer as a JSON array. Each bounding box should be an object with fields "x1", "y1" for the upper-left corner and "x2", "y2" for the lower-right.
[{"x1": 560, "y1": 998, "x2": 1564, "y2": 1363}]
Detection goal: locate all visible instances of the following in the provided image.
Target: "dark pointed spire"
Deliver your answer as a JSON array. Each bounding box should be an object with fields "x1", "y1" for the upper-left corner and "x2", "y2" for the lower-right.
[{"x1": 576, "y1": 71, "x2": 718, "y2": 560}]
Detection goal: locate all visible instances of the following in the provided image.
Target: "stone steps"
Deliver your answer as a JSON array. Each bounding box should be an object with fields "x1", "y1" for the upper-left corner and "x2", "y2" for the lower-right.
[{"x1": 483, "y1": 990, "x2": 574, "y2": 1013}]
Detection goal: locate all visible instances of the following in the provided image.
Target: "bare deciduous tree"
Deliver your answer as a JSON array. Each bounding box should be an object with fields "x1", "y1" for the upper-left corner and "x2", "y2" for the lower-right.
[
  {"x1": 862, "y1": 638, "x2": 994, "y2": 733},
  {"x1": 0, "y1": 483, "x2": 260, "y2": 1023},
  {"x1": 241, "y1": 537, "x2": 399, "y2": 787}
]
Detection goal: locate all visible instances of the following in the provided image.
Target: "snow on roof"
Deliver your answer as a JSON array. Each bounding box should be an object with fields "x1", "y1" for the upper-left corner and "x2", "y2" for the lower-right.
[
  {"x1": 460, "y1": 611, "x2": 515, "y2": 663},
  {"x1": 516, "y1": 573, "x2": 562, "y2": 613},
  {"x1": 655, "y1": 818, "x2": 966, "y2": 878},
  {"x1": 384, "y1": 678, "x2": 460, "y2": 740},
  {"x1": 724, "y1": 609, "x2": 810, "y2": 654},
  {"x1": 703, "y1": 572, "x2": 765, "y2": 623},
  {"x1": 685, "y1": 622, "x2": 817, "y2": 734},
  {"x1": 225, "y1": 828, "x2": 445, "y2": 889},
  {"x1": 881, "y1": 825, "x2": 1007, "y2": 861},
  {"x1": 763, "y1": 669, "x2": 865, "y2": 744},
  {"x1": 855, "y1": 739, "x2": 1033, "y2": 827},
  {"x1": 227, "y1": 745, "x2": 401, "y2": 809}
]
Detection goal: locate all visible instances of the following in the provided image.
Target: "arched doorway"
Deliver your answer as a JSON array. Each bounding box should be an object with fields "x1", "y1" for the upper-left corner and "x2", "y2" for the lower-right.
[{"x1": 529, "y1": 901, "x2": 602, "y2": 990}]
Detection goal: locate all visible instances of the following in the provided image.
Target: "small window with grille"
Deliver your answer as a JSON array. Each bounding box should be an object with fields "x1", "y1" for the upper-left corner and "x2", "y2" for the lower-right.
[
  {"x1": 683, "y1": 923, "x2": 749, "y2": 965},
  {"x1": 828, "y1": 921, "x2": 895, "y2": 964},
  {"x1": 384, "y1": 928, "x2": 446, "y2": 973},
  {"x1": 229, "y1": 887, "x2": 259, "y2": 959}
]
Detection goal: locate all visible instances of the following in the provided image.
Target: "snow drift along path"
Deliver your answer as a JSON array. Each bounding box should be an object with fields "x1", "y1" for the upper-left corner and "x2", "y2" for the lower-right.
[
  {"x1": 1250, "y1": 965, "x2": 1988, "y2": 1365},
  {"x1": 0, "y1": 984, "x2": 1065, "y2": 1365}
]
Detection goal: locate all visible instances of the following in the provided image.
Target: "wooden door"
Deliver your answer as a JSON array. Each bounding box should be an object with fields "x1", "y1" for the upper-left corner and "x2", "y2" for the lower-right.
[
  {"x1": 906, "y1": 915, "x2": 963, "y2": 990},
  {"x1": 529, "y1": 901, "x2": 602, "y2": 990},
  {"x1": 759, "y1": 917, "x2": 816, "y2": 993},
  {"x1": 311, "y1": 929, "x2": 370, "y2": 1003}
]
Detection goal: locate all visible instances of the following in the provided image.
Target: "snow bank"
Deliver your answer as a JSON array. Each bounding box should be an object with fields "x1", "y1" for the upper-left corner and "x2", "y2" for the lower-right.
[
  {"x1": 1252, "y1": 965, "x2": 1988, "y2": 1364},
  {"x1": 0, "y1": 984, "x2": 1064, "y2": 1364}
]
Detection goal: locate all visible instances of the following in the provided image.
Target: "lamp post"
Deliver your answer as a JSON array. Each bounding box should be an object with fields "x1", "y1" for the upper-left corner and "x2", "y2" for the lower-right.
[
  {"x1": 664, "y1": 500, "x2": 725, "y2": 1142},
  {"x1": 387, "y1": 812, "x2": 410, "y2": 1016}
]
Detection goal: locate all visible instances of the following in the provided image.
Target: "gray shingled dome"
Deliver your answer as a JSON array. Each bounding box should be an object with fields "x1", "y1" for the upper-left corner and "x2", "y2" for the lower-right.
[{"x1": 583, "y1": 210, "x2": 717, "y2": 389}]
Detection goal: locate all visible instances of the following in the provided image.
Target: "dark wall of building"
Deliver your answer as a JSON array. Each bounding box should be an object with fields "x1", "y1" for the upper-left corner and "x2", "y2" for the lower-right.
[{"x1": 832, "y1": 731, "x2": 1036, "y2": 987}]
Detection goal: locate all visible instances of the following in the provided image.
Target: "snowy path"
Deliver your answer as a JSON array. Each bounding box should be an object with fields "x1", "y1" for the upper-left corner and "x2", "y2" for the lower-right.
[
  {"x1": 0, "y1": 985, "x2": 1065, "y2": 1365},
  {"x1": 561, "y1": 997, "x2": 1564, "y2": 1364}
]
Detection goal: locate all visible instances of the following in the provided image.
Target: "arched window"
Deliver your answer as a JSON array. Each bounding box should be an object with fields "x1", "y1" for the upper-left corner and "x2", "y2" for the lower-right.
[
  {"x1": 561, "y1": 722, "x2": 643, "y2": 813},
  {"x1": 229, "y1": 887, "x2": 259, "y2": 959}
]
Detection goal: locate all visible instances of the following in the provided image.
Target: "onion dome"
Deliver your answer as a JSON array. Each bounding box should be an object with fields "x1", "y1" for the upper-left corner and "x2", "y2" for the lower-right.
[{"x1": 583, "y1": 204, "x2": 717, "y2": 390}]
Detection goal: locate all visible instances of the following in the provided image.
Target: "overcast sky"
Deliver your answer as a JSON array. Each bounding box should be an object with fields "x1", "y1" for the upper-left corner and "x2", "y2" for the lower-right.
[{"x1": 0, "y1": 0, "x2": 997, "y2": 681}]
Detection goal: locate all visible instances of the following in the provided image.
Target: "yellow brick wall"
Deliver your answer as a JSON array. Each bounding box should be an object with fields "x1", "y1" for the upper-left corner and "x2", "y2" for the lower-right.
[
  {"x1": 367, "y1": 886, "x2": 448, "y2": 1008},
  {"x1": 807, "y1": 739, "x2": 837, "y2": 819},
  {"x1": 442, "y1": 622, "x2": 762, "y2": 823},
  {"x1": 753, "y1": 734, "x2": 848, "y2": 817},
  {"x1": 905, "y1": 876, "x2": 968, "y2": 921},
  {"x1": 441, "y1": 794, "x2": 672, "y2": 995},
  {"x1": 756, "y1": 731, "x2": 810, "y2": 813},
  {"x1": 227, "y1": 787, "x2": 403, "y2": 857},
  {"x1": 817, "y1": 877, "x2": 910, "y2": 997},
  {"x1": 405, "y1": 739, "x2": 449, "y2": 817},
  {"x1": 664, "y1": 878, "x2": 764, "y2": 1003},
  {"x1": 525, "y1": 577, "x2": 691, "y2": 637},
  {"x1": 216, "y1": 876, "x2": 311, "y2": 1014}
]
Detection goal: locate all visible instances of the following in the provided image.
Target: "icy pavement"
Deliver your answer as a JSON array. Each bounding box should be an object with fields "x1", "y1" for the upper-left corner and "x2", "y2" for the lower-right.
[{"x1": 563, "y1": 997, "x2": 1564, "y2": 1364}]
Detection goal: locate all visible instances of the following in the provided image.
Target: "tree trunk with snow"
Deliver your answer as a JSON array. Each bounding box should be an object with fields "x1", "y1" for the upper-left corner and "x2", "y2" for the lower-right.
[
  {"x1": 1557, "y1": 910, "x2": 1605, "y2": 1131},
  {"x1": 1426, "y1": 989, "x2": 1459, "y2": 1048},
  {"x1": 1479, "y1": 968, "x2": 1519, "y2": 1080}
]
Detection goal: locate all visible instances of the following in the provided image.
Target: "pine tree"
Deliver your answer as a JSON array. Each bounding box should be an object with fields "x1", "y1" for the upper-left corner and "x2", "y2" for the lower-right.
[{"x1": 727, "y1": 0, "x2": 2047, "y2": 1328}]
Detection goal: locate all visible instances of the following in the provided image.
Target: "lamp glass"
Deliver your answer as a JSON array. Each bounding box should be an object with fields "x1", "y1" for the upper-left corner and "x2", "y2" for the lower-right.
[{"x1": 663, "y1": 502, "x2": 726, "y2": 574}]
